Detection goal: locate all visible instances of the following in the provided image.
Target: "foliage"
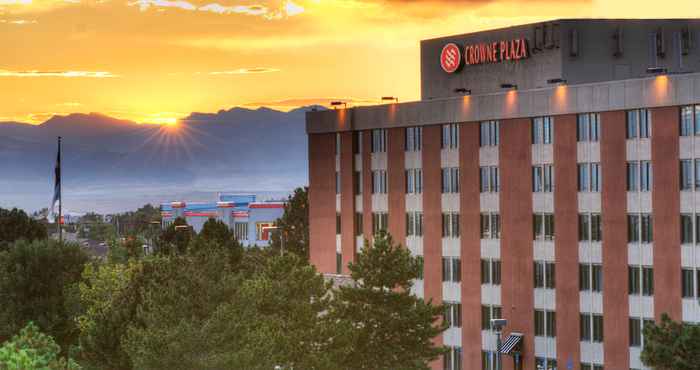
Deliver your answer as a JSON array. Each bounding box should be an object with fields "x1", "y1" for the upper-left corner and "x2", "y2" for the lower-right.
[
  {"x1": 208, "y1": 253, "x2": 333, "y2": 370},
  {"x1": 189, "y1": 219, "x2": 244, "y2": 266},
  {"x1": 76, "y1": 260, "x2": 142, "y2": 370},
  {"x1": 641, "y1": 313, "x2": 700, "y2": 370},
  {"x1": 154, "y1": 217, "x2": 191, "y2": 255},
  {"x1": 0, "y1": 322, "x2": 80, "y2": 370},
  {"x1": 110, "y1": 204, "x2": 162, "y2": 238},
  {"x1": 107, "y1": 237, "x2": 144, "y2": 264},
  {"x1": 0, "y1": 207, "x2": 47, "y2": 250},
  {"x1": 0, "y1": 239, "x2": 90, "y2": 353},
  {"x1": 269, "y1": 187, "x2": 309, "y2": 259},
  {"x1": 326, "y1": 231, "x2": 447, "y2": 370},
  {"x1": 78, "y1": 222, "x2": 115, "y2": 243}
]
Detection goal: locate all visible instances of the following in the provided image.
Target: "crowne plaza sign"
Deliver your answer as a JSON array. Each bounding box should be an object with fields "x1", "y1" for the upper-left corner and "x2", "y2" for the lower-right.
[{"x1": 440, "y1": 38, "x2": 530, "y2": 74}]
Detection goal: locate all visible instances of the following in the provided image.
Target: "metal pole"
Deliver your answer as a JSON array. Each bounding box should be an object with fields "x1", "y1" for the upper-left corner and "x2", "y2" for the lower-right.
[
  {"x1": 496, "y1": 331, "x2": 502, "y2": 370},
  {"x1": 58, "y1": 136, "x2": 62, "y2": 244}
]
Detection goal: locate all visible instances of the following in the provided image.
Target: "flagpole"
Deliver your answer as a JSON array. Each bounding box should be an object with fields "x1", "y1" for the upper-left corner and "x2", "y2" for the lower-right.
[{"x1": 58, "y1": 136, "x2": 62, "y2": 244}]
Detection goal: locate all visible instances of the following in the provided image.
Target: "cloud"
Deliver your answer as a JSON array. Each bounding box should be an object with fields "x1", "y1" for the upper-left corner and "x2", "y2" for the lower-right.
[
  {"x1": 0, "y1": 70, "x2": 118, "y2": 77},
  {"x1": 128, "y1": 0, "x2": 304, "y2": 19},
  {"x1": 207, "y1": 67, "x2": 280, "y2": 75},
  {"x1": 0, "y1": 0, "x2": 31, "y2": 4},
  {"x1": 240, "y1": 97, "x2": 383, "y2": 111},
  {"x1": 0, "y1": 19, "x2": 37, "y2": 24}
]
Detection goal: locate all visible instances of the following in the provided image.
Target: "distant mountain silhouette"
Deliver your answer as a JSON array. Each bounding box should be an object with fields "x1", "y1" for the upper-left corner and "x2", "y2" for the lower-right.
[{"x1": 0, "y1": 106, "x2": 319, "y2": 212}]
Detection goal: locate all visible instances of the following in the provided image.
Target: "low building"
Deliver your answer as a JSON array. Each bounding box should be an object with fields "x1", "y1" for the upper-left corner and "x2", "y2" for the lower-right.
[{"x1": 160, "y1": 194, "x2": 285, "y2": 247}]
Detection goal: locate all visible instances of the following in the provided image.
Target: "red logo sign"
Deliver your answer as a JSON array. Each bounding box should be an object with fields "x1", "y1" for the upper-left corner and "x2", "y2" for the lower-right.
[{"x1": 440, "y1": 43, "x2": 462, "y2": 73}]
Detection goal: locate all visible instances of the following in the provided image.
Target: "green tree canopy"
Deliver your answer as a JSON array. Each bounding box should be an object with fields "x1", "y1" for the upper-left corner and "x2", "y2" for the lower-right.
[
  {"x1": 326, "y1": 231, "x2": 446, "y2": 370},
  {"x1": 270, "y1": 187, "x2": 309, "y2": 259},
  {"x1": 641, "y1": 313, "x2": 700, "y2": 370},
  {"x1": 0, "y1": 207, "x2": 47, "y2": 250},
  {"x1": 154, "y1": 217, "x2": 191, "y2": 255},
  {"x1": 0, "y1": 322, "x2": 80, "y2": 370},
  {"x1": 0, "y1": 239, "x2": 89, "y2": 353}
]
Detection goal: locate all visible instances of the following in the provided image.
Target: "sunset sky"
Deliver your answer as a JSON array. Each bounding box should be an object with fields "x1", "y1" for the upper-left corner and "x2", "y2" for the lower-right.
[{"x1": 1, "y1": 0, "x2": 699, "y2": 124}]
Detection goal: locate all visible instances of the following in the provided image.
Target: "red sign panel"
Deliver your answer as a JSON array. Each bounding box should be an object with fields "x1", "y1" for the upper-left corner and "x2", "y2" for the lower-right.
[
  {"x1": 440, "y1": 43, "x2": 462, "y2": 73},
  {"x1": 441, "y1": 38, "x2": 530, "y2": 73}
]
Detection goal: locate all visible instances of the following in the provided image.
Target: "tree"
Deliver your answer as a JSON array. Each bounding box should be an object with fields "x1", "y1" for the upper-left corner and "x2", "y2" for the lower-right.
[
  {"x1": 641, "y1": 313, "x2": 700, "y2": 370},
  {"x1": 326, "y1": 231, "x2": 446, "y2": 370},
  {"x1": 0, "y1": 239, "x2": 89, "y2": 353},
  {"x1": 270, "y1": 187, "x2": 309, "y2": 259},
  {"x1": 208, "y1": 253, "x2": 333, "y2": 369},
  {"x1": 77, "y1": 261, "x2": 141, "y2": 370},
  {"x1": 191, "y1": 218, "x2": 243, "y2": 265},
  {"x1": 0, "y1": 207, "x2": 47, "y2": 250},
  {"x1": 0, "y1": 322, "x2": 80, "y2": 369},
  {"x1": 154, "y1": 217, "x2": 191, "y2": 255}
]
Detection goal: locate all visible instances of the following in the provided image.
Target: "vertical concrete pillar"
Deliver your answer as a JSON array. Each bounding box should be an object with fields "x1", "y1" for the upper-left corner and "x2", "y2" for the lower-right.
[
  {"x1": 600, "y1": 110, "x2": 629, "y2": 369},
  {"x1": 553, "y1": 114, "x2": 580, "y2": 368},
  {"x1": 309, "y1": 133, "x2": 337, "y2": 273},
  {"x1": 459, "y1": 122, "x2": 482, "y2": 369},
  {"x1": 651, "y1": 106, "x2": 682, "y2": 321},
  {"x1": 500, "y1": 118, "x2": 534, "y2": 370}
]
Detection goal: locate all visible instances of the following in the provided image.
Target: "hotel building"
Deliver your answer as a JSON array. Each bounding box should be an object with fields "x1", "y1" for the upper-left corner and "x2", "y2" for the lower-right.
[{"x1": 306, "y1": 19, "x2": 700, "y2": 370}]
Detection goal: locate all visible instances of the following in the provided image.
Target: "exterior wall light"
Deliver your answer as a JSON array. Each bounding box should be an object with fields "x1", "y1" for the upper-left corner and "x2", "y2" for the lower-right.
[
  {"x1": 454, "y1": 88, "x2": 471, "y2": 95},
  {"x1": 500, "y1": 83, "x2": 518, "y2": 90},
  {"x1": 381, "y1": 96, "x2": 398, "y2": 103},
  {"x1": 546, "y1": 78, "x2": 567, "y2": 84},
  {"x1": 646, "y1": 67, "x2": 668, "y2": 74},
  {"x1": 330, "y1": 101, "x2": 347, "y2": 109}
]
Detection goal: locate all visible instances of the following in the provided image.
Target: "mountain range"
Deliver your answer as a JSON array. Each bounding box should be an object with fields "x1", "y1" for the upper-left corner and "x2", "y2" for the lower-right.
[{"x1": 0, "y1": 106, "x2": 316, "y2": 213}]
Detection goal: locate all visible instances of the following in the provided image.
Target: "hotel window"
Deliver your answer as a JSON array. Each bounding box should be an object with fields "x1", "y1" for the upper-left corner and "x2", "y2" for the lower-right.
[
  {"x1": 353, "y1": 131, "x2": 362, "y2": 154},
  {"x1": 681, "y1": 159, "x2": 693, "y2": 190},
  {"x1": 406, "y1": 211, "x2": 424, "y2": 237},
  {"x1": 534, "y1": 261, "x2": 556, "y2": 289},
  {"x1": 335, "y1": 172, "x2": 341, "y2": 194},
  {"x1": 480, "y1": 166, "x2": 500, "y2": 193},
  {"x1": 532, "y1": 116, "x2": 553, "y2": 144},
  {"x1": 481, "y1": 259, "x2": 501, "y2": 285},
  {"x1": 628, "y1": 214, "x2": 653, "y2": 243},
  {"x1": 579, "y1": 213, "x2": 602, "y2": 242},
  {"x1": 627, "y1": 109, "x2": 652, "y2": 139},
  {"x1": 442, "y1": 257, "x2": 461, "y2": 282},
  {"x1": 442, "y1": 213, "x2": 460, "y2": 238},
  {"x1": 578, "y1": 163, "x2": 601, "y2": 192},
  {"x1": 627, "y1": 161, "x2": 652, "y2": 191},
  {"x1": 442, "y1": 167, "x2": 460, "y2": 193},
  {"x1": 681, "y1": 268, "x2": 698, "y2": 298},
  {"x1": 234, "y1": 222, "x2": 248, "y2": 241},
  {"x1": 482, "y1": 351, "x2": 496, "y2": 370},
  {"x1": 443, "y1": 302, "x2": 462, "y2": 328},
  {"x1": 406, "y1": 168, "x2": 423, "y2": 194},
  {"x1": 336, "y1": 252, "x2": 342, "y2": 274},
  {"x1": 533, "y1": 213, "x2": 555, "y2": 241},
  {"x1": 532, "y1": 164, "x2": 554, "y2": 192},
  {"x1": 534, "y1": 309, "x2": 556, "y2": 337},
  {"x1": 629, "y1": 317, "x2": 654, "y2": 347},
  {"x1": 443, "y1": 346, "x2": 463, "y2": 370},
  {"x1": 480, "y1": 213, "x2": 500, "y2": 239},
  {"x1": 680, "y1": 105, "x2": 700, "y2": 136},
  {"x1": 580, "y1": 313, "x2": 604, "y2": 342},
  {"x1": 354, "y1": 171, "x2": 362, "y2": 195},
  {"x1": 372, "y1": 212, "x2": 388, "y2": 235},
  {"x1": 579, "y1": 263, "x2": 603, "y2": 292},
  {"x1": 335, "y1": 133, "x2": 341, "y2": 155},
  {"x1": 336, "y1": 213, "x2": 341, "y2": 235},
  {"x1": 371, "y1": 170, "x2": 387, "y2": 194},
  {"x1": 255, "y1": 222, "x2": 274, "y2": 241},
  {"x1": 535, "y1": 358, "x2": 557, "y2": 370},
  {"x1": 480, "y1": 120, "x2": 499, "y2": 147},
  {"x1": 481, "y1": 305, "x2": 502, "y2": 330},
  {"x1": 629, "y1": 265, "x2": 654, "y2": 296},
  {"x1": 355, "y1": 213, "x2": 363, "y2": 236},
  {"x1": 577, "y1": 113, "x2": 601, "y2": 142},
  {"x1": 681, "y1": 214, "x2": 693, "y2": 244},
  {"x1": 405, "y1": 126, "x2": 423, "y2": 151},
  {"x1": 580, "y1": 363, "x2": 603, "y2": 370},
  {"x1": 441, "y1": 123, "x2": 459, "y2": 149},
  {"x1": 371, "y1": 129, "x2": 386, "y2": 153}
]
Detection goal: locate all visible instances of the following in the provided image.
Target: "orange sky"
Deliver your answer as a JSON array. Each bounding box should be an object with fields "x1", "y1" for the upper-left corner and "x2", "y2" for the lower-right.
[{"x1": 1, "y1": 0, "x2": 699, "y2": 124}]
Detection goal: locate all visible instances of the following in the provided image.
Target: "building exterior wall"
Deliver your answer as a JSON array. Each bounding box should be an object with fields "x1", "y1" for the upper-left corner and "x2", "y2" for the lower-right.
[
  {"x1": 340, "y1": 131, "x2": 356, "y2": 274},
  {"x1": 309, "y1": 133, "x2": 337, "y2": 273},
  {"x1": 307, "y1": 19, "x2": 700, "y2": 370}
]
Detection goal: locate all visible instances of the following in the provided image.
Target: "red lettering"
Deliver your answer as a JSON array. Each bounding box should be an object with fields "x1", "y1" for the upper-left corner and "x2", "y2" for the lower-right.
[
  {"x1": 491, "y1": 42, "x2": 498, "y2": 62},
  {"x1": 500, "y1": 41, "x2": 506, "y2": 61}
]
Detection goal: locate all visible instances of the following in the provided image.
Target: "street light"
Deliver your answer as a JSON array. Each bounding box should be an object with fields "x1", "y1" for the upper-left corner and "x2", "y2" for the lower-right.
[{"x1": 490, "y1": 318, "x2": 507, "y2": 370}]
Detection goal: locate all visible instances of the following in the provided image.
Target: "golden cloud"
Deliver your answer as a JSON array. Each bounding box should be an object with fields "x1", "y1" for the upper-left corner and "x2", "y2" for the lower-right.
[
  {"x1": 127, "y1": 0, "x2": 303, "y2": 19},
  {"x1": 0, "y1": 69, "x2": 118, "y2": 77},
  {"x1": 207, "y1": 67, "x2": 281, "y2": 74}
]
